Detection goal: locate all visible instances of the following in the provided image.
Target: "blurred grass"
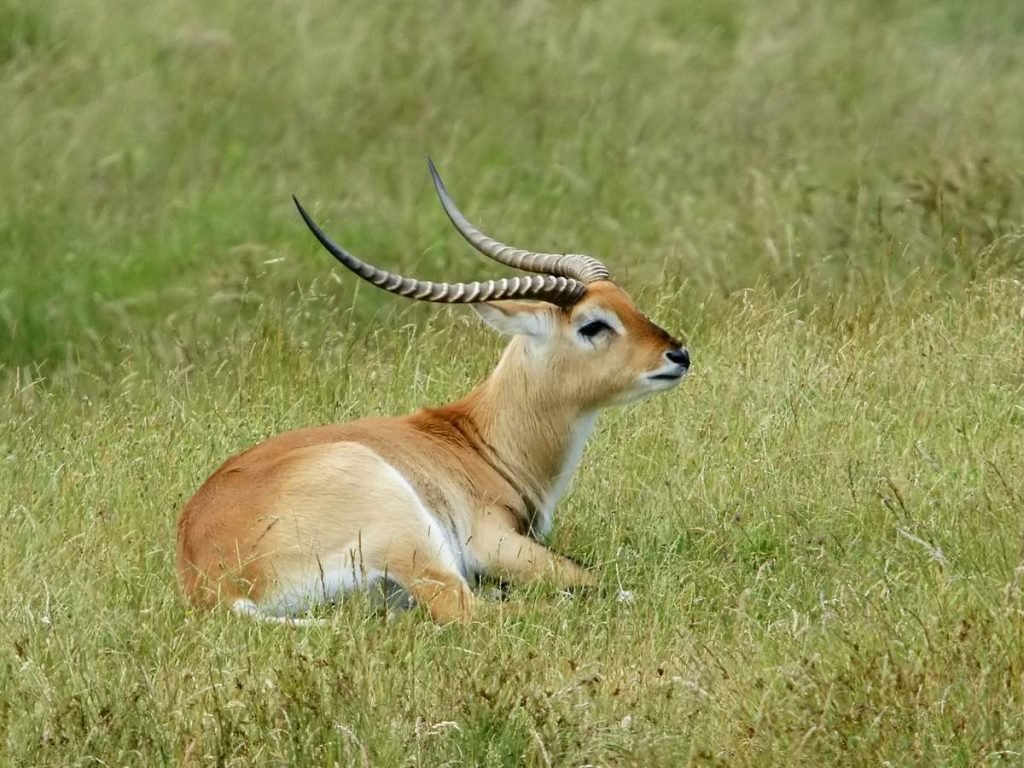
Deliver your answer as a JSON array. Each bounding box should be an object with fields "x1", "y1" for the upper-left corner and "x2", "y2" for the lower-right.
[
  {"x1": 3, "y1": 0, "x2": 1023, "y2": 370},
  {"x1": 1, "y1": 0, "x2": 1024, "y2": 765}
]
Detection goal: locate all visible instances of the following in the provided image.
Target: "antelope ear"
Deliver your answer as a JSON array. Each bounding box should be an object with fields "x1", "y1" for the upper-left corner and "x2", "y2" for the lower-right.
[{"x1": 472, "y1": 301, "x2": 555, "y2": 339}]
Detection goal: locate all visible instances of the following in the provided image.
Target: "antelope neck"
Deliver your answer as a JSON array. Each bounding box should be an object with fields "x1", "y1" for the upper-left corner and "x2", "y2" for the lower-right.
[{"x1": 455, "y1": 339, "x2": 596, "y2": 534}]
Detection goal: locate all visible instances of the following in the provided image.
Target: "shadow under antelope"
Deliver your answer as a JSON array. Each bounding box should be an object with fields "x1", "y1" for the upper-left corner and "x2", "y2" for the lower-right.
[{"x1": 176, "y1": 160, "x2": 690, "y2": 624}]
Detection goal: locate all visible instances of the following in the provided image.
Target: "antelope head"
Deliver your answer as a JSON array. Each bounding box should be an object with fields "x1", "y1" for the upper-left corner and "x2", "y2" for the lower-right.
[{"x1": 293, "y1": 160, "x2": 689, "y2": 410}]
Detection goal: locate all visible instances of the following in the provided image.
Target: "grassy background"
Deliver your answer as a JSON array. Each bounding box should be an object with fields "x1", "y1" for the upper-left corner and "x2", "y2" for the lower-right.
[{"x1": 2, "y1": 0, "x2": 1024, "y2": 764}]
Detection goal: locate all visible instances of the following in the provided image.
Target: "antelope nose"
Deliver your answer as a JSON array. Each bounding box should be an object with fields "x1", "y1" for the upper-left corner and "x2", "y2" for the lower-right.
[{"x1": 666, "y1": 347, "x2": 690, "y2": 368}]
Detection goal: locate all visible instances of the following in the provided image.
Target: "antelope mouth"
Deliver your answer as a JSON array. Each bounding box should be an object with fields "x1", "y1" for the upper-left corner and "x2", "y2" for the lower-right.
[{"x1": 647, "y1": 364, "x2": 688, "y2": 383}]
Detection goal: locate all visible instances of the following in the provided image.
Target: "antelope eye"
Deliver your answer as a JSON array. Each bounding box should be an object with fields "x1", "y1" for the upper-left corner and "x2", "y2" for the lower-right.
[{"x1": 578, "y1": 319, "x2": 611, "y2": 340}]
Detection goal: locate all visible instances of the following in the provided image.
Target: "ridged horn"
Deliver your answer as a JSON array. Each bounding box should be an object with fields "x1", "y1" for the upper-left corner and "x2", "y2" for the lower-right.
[
  {"x1": 427, "y1": 158, "x2": 611, "y2": 284},
  {"x1": 293, "y1": 196, "x2": 586, "y2": 306}
]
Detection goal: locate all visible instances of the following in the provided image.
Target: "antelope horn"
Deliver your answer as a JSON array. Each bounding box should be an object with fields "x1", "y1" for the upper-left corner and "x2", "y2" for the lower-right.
[
  {"x1": 293, "y1": 196, "x2": 586, "y2": 306},
  {"x1": 427, "y1": 158, "x2": 611, "y2": 284}
]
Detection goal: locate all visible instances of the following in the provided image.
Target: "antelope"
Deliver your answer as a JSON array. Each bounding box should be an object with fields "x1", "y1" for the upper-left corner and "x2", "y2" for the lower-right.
[{"x1": 176, "y1": 160, "x2": 690, "y2": 625}]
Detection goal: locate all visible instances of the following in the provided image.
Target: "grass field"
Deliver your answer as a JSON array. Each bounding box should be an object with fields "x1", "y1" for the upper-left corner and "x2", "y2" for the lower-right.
[{"x1": 2, "y1": 0, "x2": 1024, "y2": 764}]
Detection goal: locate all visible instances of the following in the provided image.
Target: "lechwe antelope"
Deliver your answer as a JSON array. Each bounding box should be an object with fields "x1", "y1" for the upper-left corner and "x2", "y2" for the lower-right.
[{"x1": 176, "y1": 160, "x2": 690, "y2": 624}]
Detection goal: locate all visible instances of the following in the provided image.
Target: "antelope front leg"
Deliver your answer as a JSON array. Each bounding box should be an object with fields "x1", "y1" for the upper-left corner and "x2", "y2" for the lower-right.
[{"x1": 471, "y1": 525, "x2": 596, "y2": 590}]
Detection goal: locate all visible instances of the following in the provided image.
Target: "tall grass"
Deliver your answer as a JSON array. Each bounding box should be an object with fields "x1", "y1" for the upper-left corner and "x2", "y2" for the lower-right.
[{"x1": 2, "y1": 0, "x2": 1023, "y2": 764}]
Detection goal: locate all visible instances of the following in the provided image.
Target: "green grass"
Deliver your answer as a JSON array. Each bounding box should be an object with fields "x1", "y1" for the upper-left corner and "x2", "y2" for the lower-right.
[{"x1": 2, "y1": 0, "x2": 1024, "y2": 764}]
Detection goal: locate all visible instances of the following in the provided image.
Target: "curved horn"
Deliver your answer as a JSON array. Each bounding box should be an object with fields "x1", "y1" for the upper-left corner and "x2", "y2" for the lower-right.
[
  {"x1": 427, "y1": 158, "x2": 611, "y2": 284},
  {"x1": 293, "y1": 197, "x2": 586, "y2": 306}
]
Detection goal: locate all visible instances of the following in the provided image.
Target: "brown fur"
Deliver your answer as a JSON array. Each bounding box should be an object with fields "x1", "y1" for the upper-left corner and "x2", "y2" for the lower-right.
[{"x1": 176, "y1": 281, "x2": 686, "y2": 623}]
